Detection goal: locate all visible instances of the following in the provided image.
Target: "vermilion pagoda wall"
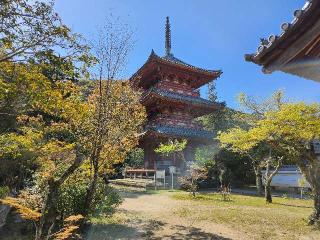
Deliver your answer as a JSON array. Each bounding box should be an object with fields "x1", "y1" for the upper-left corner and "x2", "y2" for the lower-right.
[
  {"x1": 148, "y1": 112, "x2": 202, "y2": 129},
  {"x1": 142, "y1": 136, "x2": 199, "y2": 172},
  {"x1": 154, "y1": 78, "x2": 200, "y2": 97}
]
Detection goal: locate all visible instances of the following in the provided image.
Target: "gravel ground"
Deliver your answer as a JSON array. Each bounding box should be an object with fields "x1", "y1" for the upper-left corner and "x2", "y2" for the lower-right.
[{"x1": 86, "y1": 190, "x2": 248, "y2": 240}]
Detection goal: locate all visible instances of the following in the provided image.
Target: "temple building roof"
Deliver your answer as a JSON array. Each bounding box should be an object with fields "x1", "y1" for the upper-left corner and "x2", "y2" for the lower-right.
[
  {"x1": 245, "y1": 0, "x2": 320, "y2": 82},
  {"x1": 142, "y1": 124, "x2": 214, "y2": 141}
]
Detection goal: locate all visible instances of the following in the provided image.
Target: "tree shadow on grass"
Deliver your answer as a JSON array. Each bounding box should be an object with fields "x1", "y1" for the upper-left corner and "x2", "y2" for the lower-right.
[
  {"x1": 113, "y1": 186, "x2": 162, "y2": 199},
  {"x1": 85, "y1": 223, "x2": 139, "y2": 240},
  {"x1": 273, "y1": 202, "x2": 313, "y2": 209},
  {"x1": 85, "y1": 216, "x2": 167, "y2": 240},
  {"x1": 136, "y1": 219, "x2": 231, "y2": 239},
  {"x1": 147, "y1": 224, "x2": 232, "y2": 240},
  {"x1": 85, "y1": 217, "x2": 232, "y2": 240}
]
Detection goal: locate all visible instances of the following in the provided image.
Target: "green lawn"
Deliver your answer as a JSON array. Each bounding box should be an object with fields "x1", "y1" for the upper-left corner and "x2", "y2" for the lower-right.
[{"x1": 172, "y1": 192, "x2": 319, "y2": 240}]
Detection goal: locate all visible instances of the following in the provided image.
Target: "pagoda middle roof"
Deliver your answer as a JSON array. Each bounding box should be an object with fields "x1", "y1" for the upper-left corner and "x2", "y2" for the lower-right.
[
  {"x1": 130, "y1": 51, "x2": 222, "y2": 88},
  {"x1": 143, "y1": 124, "x2": 214, "y2": 140},
  {"x1": 141, "y1": 87, "x2": 222, "y2": 109}
]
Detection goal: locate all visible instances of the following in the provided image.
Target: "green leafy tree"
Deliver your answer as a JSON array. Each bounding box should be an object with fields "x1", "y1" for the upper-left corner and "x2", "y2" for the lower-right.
[
  {"x1": 0, "y1": 1, "x2": 94, "y2": 237},
  {"x1": 155, "y1": 139, "x2": 187, "y2": 169},
  {"x1": 220, "y1": 101, "x2": 320, "y2": 224},
  {"x1": 82, "y1": 80, "x2": 146, "y2": 217},
  {"x1": 255, "y1": 103, "x2": 320, "y2": 225},
  {"x1": 201, "y1": 86, "x2": 254, "y2": 189},
  {"x1": 0, "y1": 0, "x2": 88, "y2": 63},
  {"x1": 81, "y1": 16, "x2": 146, "y2": 218},
  {"x1": 195, "y1": 144, "x2": 253, "y2": 188},
  {"x1": 29, "y1": 50, "x2": 93, "y2": 83},
  {"x1": 0, "y1": 62, "x2": 91, "y2": 239},
  {"x1": 218, "y1": 90, "x2": 286, "y2": 201},
  {"x1": 1, "y1": 47, "x2": 97, "y2": 234},
  {"x1": 124, "y1": 148, "x2": 144, "y2": 168}
]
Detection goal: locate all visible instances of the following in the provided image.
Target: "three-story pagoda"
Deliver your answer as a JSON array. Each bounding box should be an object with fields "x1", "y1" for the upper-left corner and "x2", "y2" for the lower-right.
[{"x1": 130, "y1": 17, "x2": 223, "y2": 172}]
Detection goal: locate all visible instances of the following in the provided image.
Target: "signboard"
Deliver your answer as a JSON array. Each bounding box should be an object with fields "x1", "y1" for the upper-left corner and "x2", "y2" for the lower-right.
[
  {"x1": 154, "y1": 170, "x2": 166, "y2": 190},
  {"x1": 169, "y1": 166, "x2": 176, "y2": 174},
  {"x1": 156, "y1": 170, "x2": 165, "y2": 179}
]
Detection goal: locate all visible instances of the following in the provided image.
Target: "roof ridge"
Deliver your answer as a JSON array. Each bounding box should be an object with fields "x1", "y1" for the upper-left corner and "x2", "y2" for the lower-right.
[{"x1": 246, "y1": 0, "x2": 317, "y2": 62}]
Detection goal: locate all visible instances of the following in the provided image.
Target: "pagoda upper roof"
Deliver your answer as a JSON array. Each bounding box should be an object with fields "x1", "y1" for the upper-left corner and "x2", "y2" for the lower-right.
[
  {"x1": 160, "y1": 53, "x2": 219, "y2": 75},
  {"x1": 130, "y1": 50, "x2": 222, "y2": 89},
  {"x1": 142, "y1": 124, "x2": 214, "y2": 141},
  {"x1": 245, "y1": 0, "x2": 320, "y2": 81},
  {"x1": 141, "y1": 87, "x2": 223, "y2": 114}
]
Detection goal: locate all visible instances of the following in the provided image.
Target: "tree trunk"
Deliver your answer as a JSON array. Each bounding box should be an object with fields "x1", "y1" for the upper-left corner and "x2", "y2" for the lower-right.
[
  {"x1": 263, "y1": 152, "x2": 282, "y2": 204},
  {"x1": 36, "y1": 151, "x2": 84, "y2": 240},
  {"x1": 83, "y1": 173, "x2": 98, "y2": 217},
  {"x1": 306, "y1": 162, "x2": 320, "y2": 225},
  {"x1": 36, "y1": 181, "x2": 59, "y2": 240},
  {"x1": 255, "y1": 171, "x2": 263, "y2": 196},
  {"x1": 82, "y1": 154, "x2": 100, "y2": 217},
  {"x1": 253, "y1": 165, "x2": 263, "y2": 196},
  {"x1": 265, "y1": 180, "x2": 272, "y2": 203},
  {"x1": 298, "y1": 153, "x2": 320, "y2": 225},
  {"x1": 309, "y1": 190, "x2": 320, "y2": 225}
]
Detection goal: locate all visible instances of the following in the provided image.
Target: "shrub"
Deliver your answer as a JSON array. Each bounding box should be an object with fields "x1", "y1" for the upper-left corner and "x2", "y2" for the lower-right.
[
  {"x1": 0, "y1": 186, "x2": 10, "y2": 198},
  {"x1": 58, "y1": 178, "x2": 88, "y2": 218},
  {"x1": 58, "y1": 177, "x2": 122, "y2": 219},
  {"x1": 95, "y1": 186, "x2": 122, "y2": 216},
  {"x1": 179, "y1": 165, "x2": 207, "y2": 197},
  {"x1": 179, "y1": 176, "x2": 198, "y2": 197}
]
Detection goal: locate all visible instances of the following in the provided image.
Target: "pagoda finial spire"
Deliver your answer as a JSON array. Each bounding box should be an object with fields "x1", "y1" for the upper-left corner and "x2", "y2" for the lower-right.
[{"x1": 165, "y1": 16, "x2": 172, "y2": 56}]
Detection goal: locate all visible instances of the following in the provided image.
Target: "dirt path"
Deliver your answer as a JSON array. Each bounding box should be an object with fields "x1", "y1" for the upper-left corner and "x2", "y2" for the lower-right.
[{"x1": 86, "y1": 191, "x2": 249, "y2": 240}]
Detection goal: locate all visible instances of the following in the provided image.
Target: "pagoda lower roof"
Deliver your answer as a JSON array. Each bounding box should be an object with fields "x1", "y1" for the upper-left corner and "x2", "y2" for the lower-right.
[
  {"x1": 245, "y1": 0, "x2": 320, "y2": 82},
  {"x1": 130, "y1": 51, "x2": 222, "y2": 89},
  {"x1": 141, "y1": 87, "x2": 222, "y2": 109},
  {"x1": 141, "y1": 124, "x2": 214, "y2": 140}
]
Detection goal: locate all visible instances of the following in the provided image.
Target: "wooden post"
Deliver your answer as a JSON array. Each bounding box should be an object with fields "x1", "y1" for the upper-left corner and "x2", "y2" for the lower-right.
[{"x1": 171, "y1": 172, "x2": 174, "y2": 190}]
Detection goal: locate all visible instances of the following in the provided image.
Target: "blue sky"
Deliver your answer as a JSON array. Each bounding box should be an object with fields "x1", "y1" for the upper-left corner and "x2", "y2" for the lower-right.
[{"x1": 55, "y1": 0, "x2": 320, "y2": 109}]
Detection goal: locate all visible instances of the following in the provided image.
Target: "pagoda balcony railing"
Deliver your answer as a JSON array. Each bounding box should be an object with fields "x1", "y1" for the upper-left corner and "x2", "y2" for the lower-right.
[{"x1": 124, "y1": 168, "x2": 156, "y2": 179}]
